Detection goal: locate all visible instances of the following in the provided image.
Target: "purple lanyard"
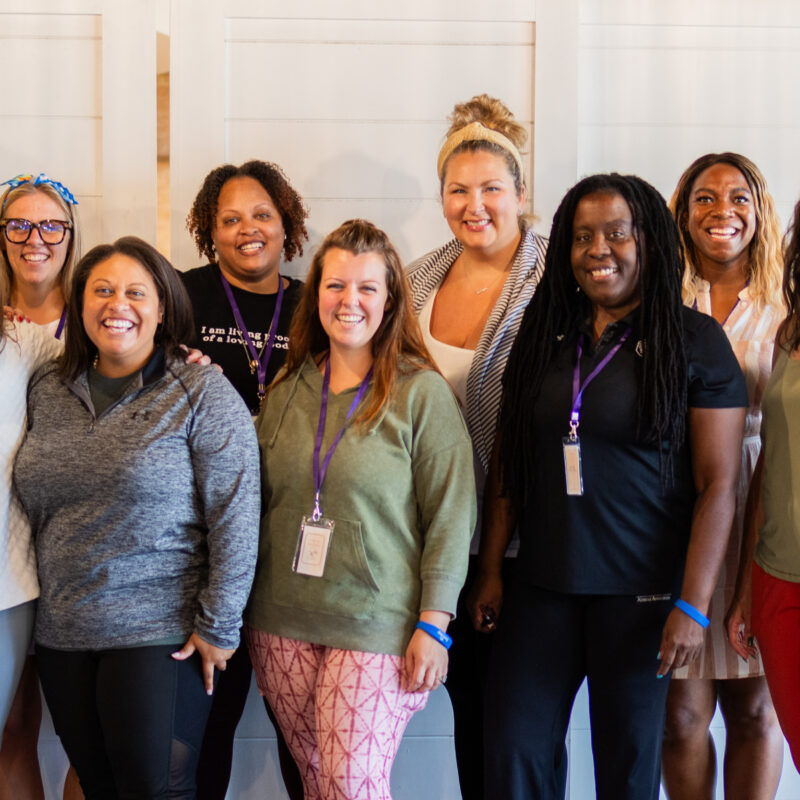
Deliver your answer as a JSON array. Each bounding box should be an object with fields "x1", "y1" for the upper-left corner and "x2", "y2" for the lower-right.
[
  {"x1": 54, "y1": 307, "x2": 66, "y2": 340},
  {"x1": 312, "y1": 359, "x2": 373, "y2": 520},
  {"x1": 220, "y1": 272, "x2": 284, "y2": 400},
  {"x1": 569, "y1": 326, "x2": 632, "y2": 440}
]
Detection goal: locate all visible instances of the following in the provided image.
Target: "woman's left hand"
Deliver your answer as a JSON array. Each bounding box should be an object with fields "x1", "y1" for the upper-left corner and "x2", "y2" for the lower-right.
[
  {"x1": 172, "y1": 633, "x2": 235, "y2": 695},
  {"x1": 179, "y1": 344, "x2": 217, "y2": 369},
  {"x1": 657, "y1": 608, "x2": 706, "y2": 676},
  {"x1": 404, "y1": 611, "x2": 451, "y2": 693},
  {"x1": 656, "y1": 405, "x2": 745, "y2": 677}
]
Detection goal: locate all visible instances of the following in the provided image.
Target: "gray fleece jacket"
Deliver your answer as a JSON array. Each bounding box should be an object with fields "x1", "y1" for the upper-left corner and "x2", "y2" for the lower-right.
[{"x1": 14, "y1": 350, "x2": 260, "y2": 651}]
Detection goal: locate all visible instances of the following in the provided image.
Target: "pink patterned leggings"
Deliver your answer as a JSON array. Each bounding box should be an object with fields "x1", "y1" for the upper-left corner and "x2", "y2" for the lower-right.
[{"x1": 246, "y1": 629, "x2": 428, "y2": 800}]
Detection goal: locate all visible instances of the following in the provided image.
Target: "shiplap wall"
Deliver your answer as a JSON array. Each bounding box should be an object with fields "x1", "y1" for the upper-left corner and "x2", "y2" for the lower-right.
[
  {"x1": 0, "y1": 0, "x2": 157, "y2": 247},
  {"x1": 169, "y1": 0, "x2": 536, "y2": 275},
  {"x1": 576, "y1": 0, "x2": 800, "y2": 225},
  {"x1": 6, "y1": 0, "x2": 800, "y2": 797}
]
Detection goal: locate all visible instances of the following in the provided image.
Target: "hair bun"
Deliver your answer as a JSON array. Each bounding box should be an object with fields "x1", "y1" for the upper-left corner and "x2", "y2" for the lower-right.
[{"x1": 446, "y1": 95, "x2": 527, "y2": 152}]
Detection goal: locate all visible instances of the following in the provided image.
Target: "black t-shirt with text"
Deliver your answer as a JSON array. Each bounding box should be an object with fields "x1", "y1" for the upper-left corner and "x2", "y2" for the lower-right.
[{"x1": 180, "y1": 263, "x2": 303, "y2": 415}]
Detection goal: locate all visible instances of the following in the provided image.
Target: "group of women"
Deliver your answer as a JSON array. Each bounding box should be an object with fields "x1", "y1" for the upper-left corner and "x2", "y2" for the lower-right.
[{"x1": 0, "y1": 92, "x2": 799, "y2": 800}]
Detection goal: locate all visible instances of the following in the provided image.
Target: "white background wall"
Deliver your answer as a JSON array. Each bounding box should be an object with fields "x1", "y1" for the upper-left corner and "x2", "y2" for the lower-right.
[
  {"x1": 4, "y1": 0, "x2": 800, "y2": 797},
  {"x1": 168, "y1": 0, "x2": 536, "y2": 275}
]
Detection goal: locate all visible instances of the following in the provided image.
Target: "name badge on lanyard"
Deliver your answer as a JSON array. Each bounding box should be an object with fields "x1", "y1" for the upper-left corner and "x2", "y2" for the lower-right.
[
  {"x1": 563, "y1": 327, "x2": 631, "y2": 496},
  {"x1": 293, "y1": 359, "x2": 372, "y2": 577}
]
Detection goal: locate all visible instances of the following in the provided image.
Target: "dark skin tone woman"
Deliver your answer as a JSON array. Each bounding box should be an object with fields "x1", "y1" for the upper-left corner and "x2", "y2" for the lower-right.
[{"x1": 470, "y1": 174, "x2": 747, "y2": 800}]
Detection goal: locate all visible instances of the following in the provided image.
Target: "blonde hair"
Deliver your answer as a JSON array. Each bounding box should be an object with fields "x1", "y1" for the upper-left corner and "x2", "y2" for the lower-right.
[
  {"x1": 670, "y1": 152, "x2": 782, "y2": 310},
  {"x1": 439, "y1": 94, "x2": 528, "y2": 195},
  {"x1": 0, "y1": 182, "x2": 81, "y2": 306}
]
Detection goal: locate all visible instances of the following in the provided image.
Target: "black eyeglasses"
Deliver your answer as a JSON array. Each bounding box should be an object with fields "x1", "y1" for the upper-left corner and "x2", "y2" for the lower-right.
[{"x1": 0, "y1": 218, "x2": 72, "y2": 245}]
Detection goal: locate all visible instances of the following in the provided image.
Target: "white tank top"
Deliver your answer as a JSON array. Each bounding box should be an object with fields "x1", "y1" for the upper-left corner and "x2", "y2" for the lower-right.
[
  {"x1": 418, "y1": 288, "x2": 488, "y2": 554},
  {"x1": 418, "y1": 289, "x2": 474, "y2": 406}
]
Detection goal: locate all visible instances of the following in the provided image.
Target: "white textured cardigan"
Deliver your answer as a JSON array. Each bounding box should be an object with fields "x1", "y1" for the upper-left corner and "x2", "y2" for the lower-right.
[{"x1": 0, "y1": 320, "x2": 61, "y2": 612}]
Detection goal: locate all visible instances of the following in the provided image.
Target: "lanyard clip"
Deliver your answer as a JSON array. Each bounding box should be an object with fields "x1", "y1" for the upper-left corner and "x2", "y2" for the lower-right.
[
  {"x1": 312, "y1": 491, "x2": 322, "y2": 522},
  {"x1": 568, "y1": 412, "x2": 579, "y2": 442}
]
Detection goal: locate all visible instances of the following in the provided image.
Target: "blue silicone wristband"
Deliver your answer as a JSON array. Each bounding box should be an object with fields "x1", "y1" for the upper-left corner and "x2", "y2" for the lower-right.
[
  {"x1": 415, "y1": 621, "x2": 453, "y2": 650},
  {"x1": 674, "y1": 598, "x2": 710, "y2": 629}
]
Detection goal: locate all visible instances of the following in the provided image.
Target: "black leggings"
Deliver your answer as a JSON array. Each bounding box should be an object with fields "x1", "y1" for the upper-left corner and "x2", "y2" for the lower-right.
[{"x1": 37, "y1": 643, "x2": 214, "y2": 799}]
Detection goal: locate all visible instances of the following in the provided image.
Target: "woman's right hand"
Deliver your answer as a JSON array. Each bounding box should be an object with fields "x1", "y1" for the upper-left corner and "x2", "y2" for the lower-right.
[
  {"x1": 3, "y1": 305, "x2": 29, "y2": 322},
  {"x1": 725, "y1": 581, "x2": 758, "y2": 662},
  {"x1": 467, "y1": 570, "x2": 503, "y2": 633}
]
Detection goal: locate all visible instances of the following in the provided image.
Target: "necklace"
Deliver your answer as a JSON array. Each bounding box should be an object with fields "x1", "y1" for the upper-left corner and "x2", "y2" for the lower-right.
[
  {"x1": 461, "y1": 258, "x2": 513, "y2": 296},
  {"x1": 219, "y1": 272, "x2": 285, "y2": 407}
]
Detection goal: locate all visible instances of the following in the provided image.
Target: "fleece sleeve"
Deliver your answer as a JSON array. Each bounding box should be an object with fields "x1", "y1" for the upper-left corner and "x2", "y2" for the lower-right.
[
  {"x1": 410, "y1": 372, "x2": 476, "y2": 615},
  {"x1": 188, "y1": 368, "x2": 261, "y2": 648}
]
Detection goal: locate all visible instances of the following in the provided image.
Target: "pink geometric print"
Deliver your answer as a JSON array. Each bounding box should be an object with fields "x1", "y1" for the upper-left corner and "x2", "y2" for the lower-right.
[{"x1": 246, "y1": 629, "x2": 428, "y2": 799}]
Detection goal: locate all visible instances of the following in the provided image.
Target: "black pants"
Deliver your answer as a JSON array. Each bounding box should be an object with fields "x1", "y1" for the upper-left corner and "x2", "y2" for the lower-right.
[
  {"x1": 195, "y1": 645, "x2": 303, "y2": 800},
  {"x1": 444, "y1": 556, "x2": 512, "y2": 800},
  {"x1": 484, "y1": 581, "x2": 672, "y2": 800},
  {"x1": 37, "y1": 643, "x2": 213, "y2": 800}
]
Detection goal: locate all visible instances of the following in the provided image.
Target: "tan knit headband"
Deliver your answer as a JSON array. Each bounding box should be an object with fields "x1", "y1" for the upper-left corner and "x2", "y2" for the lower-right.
[{"x1": 436, "y1": 121, "x2": 525, "y2": 182}]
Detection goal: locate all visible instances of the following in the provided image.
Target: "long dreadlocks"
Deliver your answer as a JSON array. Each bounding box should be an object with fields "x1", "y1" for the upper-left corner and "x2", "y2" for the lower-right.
[{"x1": 499, "y1": 173, "x2": 688, "y2": 514}]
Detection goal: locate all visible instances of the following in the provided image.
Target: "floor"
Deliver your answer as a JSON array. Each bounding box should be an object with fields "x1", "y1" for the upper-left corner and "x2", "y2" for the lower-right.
[{"x1": 36, "y1": 676, "x2": 800, "y2": 799}]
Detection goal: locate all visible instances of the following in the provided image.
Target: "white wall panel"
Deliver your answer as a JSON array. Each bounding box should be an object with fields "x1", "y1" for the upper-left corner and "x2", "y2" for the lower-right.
[
  {"x1": 170, "y1": 0, "x2": 535, "y2": 272},
  {"x1": 575, "y1": 8, "x2": 800, "y2": 226},
  {"x1": 0, "y1": 0, "x2": 157, "y2": 249},
  {"x1": 579, "y1": 124, "x2": 800, "y2": 224},
  {"x1": 580, "y1": 0, "x2": 800, "y2": 27}
]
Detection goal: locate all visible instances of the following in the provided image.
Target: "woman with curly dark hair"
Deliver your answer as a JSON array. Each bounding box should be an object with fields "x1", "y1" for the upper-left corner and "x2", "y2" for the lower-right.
[
  {"x1": 182, "y1": 160, "x2": 309, "y2": 800},
  {"x1": 183, "y1": 159, "x2": 309, "y2": 415},
  {"x1": 471, "y1": 173, "x2": 747, "y2": 799}
]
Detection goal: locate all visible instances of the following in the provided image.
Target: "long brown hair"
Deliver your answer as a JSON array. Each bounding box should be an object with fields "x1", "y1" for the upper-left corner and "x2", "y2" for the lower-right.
[{"x1": 279, "y1": 219, "x2": 436, "y2": 427}]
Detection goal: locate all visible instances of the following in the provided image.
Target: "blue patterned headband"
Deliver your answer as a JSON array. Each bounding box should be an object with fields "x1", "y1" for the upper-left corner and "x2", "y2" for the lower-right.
[{"x1": 0, "y1": 173, "x2": 79, "y2": 207}]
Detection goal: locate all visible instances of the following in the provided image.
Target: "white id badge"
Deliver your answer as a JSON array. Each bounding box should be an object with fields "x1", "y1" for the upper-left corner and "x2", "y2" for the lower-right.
[
  {"x1": 293, "y1": 516, "x2": 335, "y2": 577},
  {"x1": 562, "y1": 437, "x2": 584, "y2": 496}
]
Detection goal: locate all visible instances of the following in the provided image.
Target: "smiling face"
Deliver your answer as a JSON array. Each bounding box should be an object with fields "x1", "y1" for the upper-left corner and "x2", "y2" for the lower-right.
[
  {"x1": 318, "y1": 248, "x2": 389, "y2": 363},
  {"x1": 82, "y1": 253, "x2": 163, "y2": 377},
  {"x1": 686, "y1": 162, "x2": 757, "y2": 275},
  {"x1": 2, "y1": 190, "x2": 71, "y2": 295},
  {"x1": 571, "y1": 191, "x2": 641, "y2": 326},
  {"x1": 442, "y1": 149, "x2": 525, "y2": 258},
  {"x1": 211, "y1": 176, "x2": 285, "y2": 291}
]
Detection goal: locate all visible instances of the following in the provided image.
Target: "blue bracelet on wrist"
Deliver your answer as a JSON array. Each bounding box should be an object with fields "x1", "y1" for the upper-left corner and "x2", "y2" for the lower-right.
[
  {"x1": 674, "y1": 598, "x2": 710, "y2": 629},
  {"x1": 415, "y1": 621, "x2": 453, "y2": 650}
]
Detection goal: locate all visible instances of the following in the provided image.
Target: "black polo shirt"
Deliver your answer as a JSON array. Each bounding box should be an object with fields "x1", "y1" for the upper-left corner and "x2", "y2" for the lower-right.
[
  {"x1": 180, "y1": 264, "x2": 303, "y2": 415},
  {"x1": 515, "y1": 305, "x2": 747, "y2": 595}
]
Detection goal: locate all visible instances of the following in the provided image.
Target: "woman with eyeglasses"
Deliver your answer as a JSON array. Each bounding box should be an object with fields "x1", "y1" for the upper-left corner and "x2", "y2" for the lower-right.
[
  {"x1": 0, "y1": 173, "x2": 84, "y2": 800},
  {"x1": 0, "y1": 176, "x2": 209, "y2": 800},
  {"x1": 0, "y1": 174, "x2": 80, "y2": 336}
]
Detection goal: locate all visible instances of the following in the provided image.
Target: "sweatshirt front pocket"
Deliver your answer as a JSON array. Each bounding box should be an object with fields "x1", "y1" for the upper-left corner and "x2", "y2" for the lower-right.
[{"x1": 266, "y1": 506, "x2": 380, "y2": 619}]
